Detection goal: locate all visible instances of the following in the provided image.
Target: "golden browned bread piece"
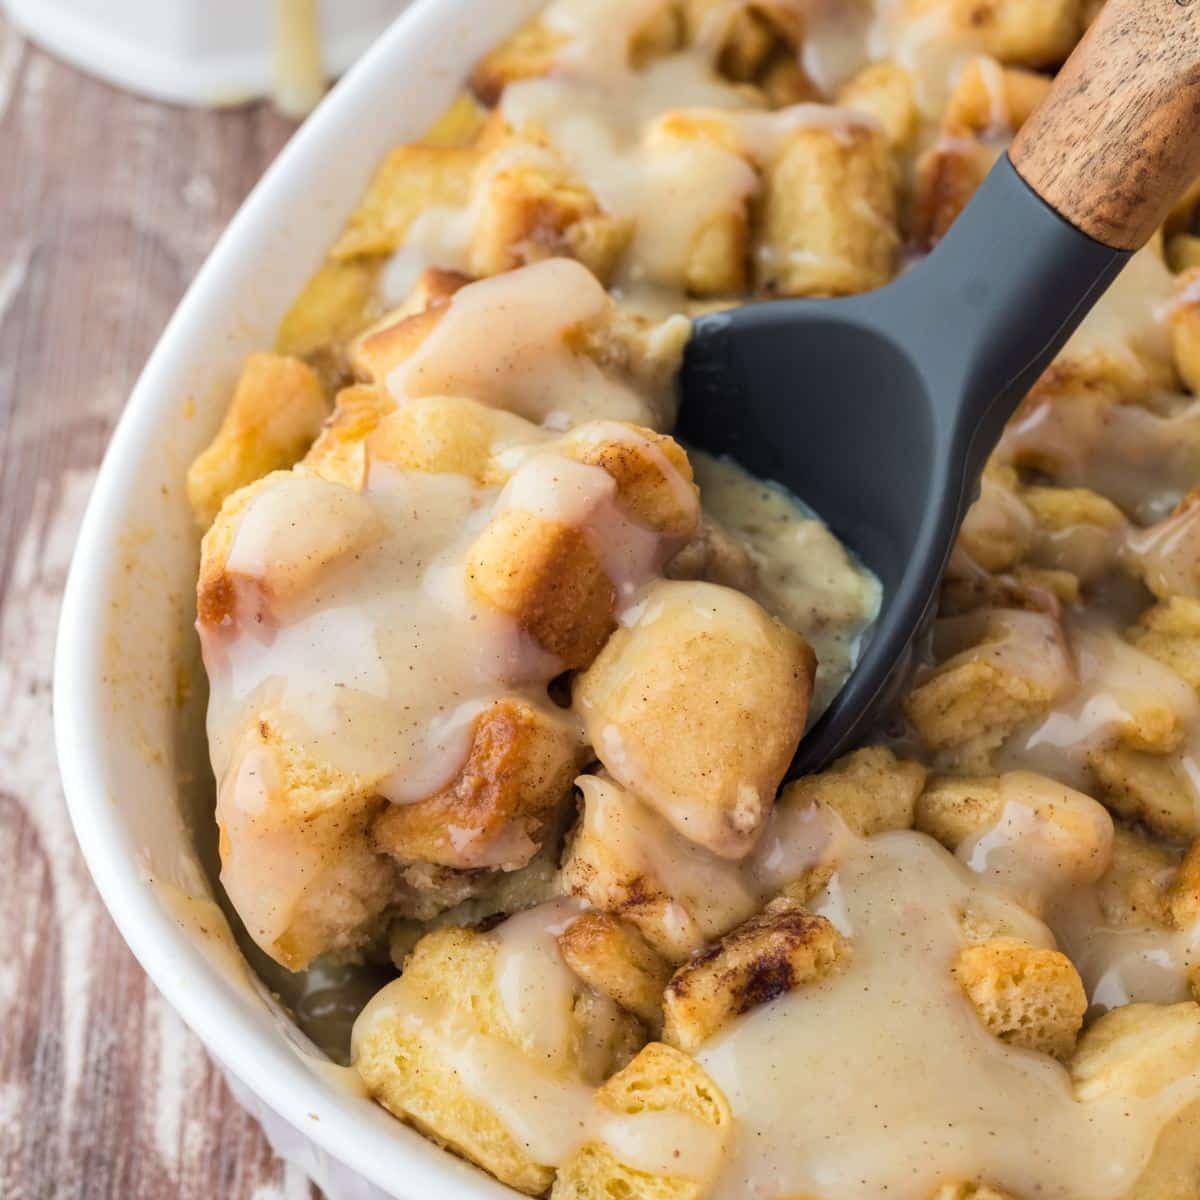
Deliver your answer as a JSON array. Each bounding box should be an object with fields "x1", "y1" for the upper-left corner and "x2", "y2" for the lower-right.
[
  {"x1": 837, "y1": 62, "x2": 919, "y2": 152},
  {"x1": 275, "y1": 257, "x2": 381, "y2": 377},
  {"x1": 1071, "y1": 1002, "x2": 1200, "y2": 1101},
  {"x1": 641, "y1": 110, "x2": 754, "y2": 296},
  {"x1": 953, "y1": 936, "x2": 1087, "y2": 1060},
  {"x1": 758, "y1": 121, "x2": 899, "y2": 297},
  {"x1": 905, "y1": 0, "x2": 1081, "y2": 67},
  {"x1": 196, "y1": 471, "x2": 383, "y2": 630},
  {"x1": 779, "y1": 746, "x2": 926, "y2": 839},
  {"x1": 469, "y1": 151, "x2": 632, "y2": 285},
  {"x1": 561, "y1": 775, "x2": 762, "y2": 963},
  {"x1": 332, "y1": 143, "x2": 477, "y2": 260},
  {"x1": 916, "y1": 773, "x2": 1113, "y2": 897},
  {"x1": 558, "y1": 422, "x2": 699, "y2": 536},
  {"x1": 904, "y1": 609, "x2": 1073, "y2": 765},
  {"x1": 1071, "y1": 1009, "x2": 1200, "y2": 1200},
  {"x1": 352, "y1": 924, "x2": 644, "y2": 1197},
  {"x1": 662, "y1": 897, "x2": 850, "y2": 1053},
  {"x1": 910, "y1": 135, "x2": 997, "y2": 252},
  {"x1": 371, "y1": 698, "x2": 587, "y2": 872},
  {"x1": 350, "y1": 303, "x2": 449, "y2": 384},
  {"x1": 299, "y1": 383, "x2": 396, "y2": 490},
  {"x1": 215, "y1": 718, "x2": 396, "y2": 970},
  {"x1": 557, "y1": 912, "x2": 672, "y2": 1027},
  {"x1": 470, "y1": 20, "x2": 566, "y2": 105},
  {"x1": 954, "y1": 467, "x2": 1033, "y2": 574},
  {"x1": 941, "y1": 57, "x2": 1051, "y2": 138},
  {"x1": 683, "y1": 0, "x2": 802, "y2": 84},
  {"x1": 467, "y1": 508, "x2": 618, "y2": 670},
  {"x1": 1170, "y1": 267, "x2": 1200, "y2": 395},
  {"x1": 187, "y1": 353, "x2": 329, "y2": 529},
  {"x1": 575, "y1": 579, "x2": 815, "y2": 858},
  {"x1": 1087, "y1": 748, "x2": 1200, "y2": 843},
  {"x1": 346, "y1": 267, "x2": 472, "y2": 383},
  {"x1": 931, "y1": 1185, "x2": 1019, "y2": 1200},
  {"x1": 1128, "y1": 596, "x2": 1200, "y2": 694},
  {"x1": 550, "y1": 1042, "x2": 733, "y2": 1200}
]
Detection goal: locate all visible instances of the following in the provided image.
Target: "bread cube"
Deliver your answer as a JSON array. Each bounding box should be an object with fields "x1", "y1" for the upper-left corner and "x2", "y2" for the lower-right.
[
  {"x1": 470, "y1": 20, "x2": 566, "y2": 105},
  {"x1": 372, "y1": 698, "x2": 587, "y2": 871},
  {"x1": 275, "y1": 258, "x2": 381, "y2": 373},
  {"x1": 932, "y1": 1185, "x2": 1018, "y2": 1200},
  {"x1": 574, "y1": 580, "x2": 815, "y2": 858},
  {"x1": 1127, "y1": 596, "x2": 1200, "y2": 694},
  {"x1": 196, "y1": 471, "x2": 383, "y2": 630},
  {"x1": 551, "y1": 1043, "x2": 732, "y2": 1200},
  {"x1": 904, "y1": 609, "x2": 1073, "y2": 762},
  {"x1": 916, "y1": 775, "x2": 1005, "y2": 848},
  {"x1": 469, "y1": 151, "x2": 632, "y2": 284},
  {"x1": 684, "y1": 0, "x2": 800, "y2": 82},
  {"x1": 1023, "y1": 484, "x2": 1126, "y2": 580},
  {"x1": 1125, "y1": 487, "x2": 1200, "y2": 603},
  {"x1": 837, "y1": 61, "x2": 920, "y2": 152},
  {"x1": 905, "y1": 0, "x2": 1081, "y2": 67},
  {"x1": 421, "y1": 91, "x2": 490, "y2": 149},
  {"x1": 640, "y1": 111, "x2": 756, "y2": 296},
  {"x1": 466, "y1": 508, "x2": 617, "y2": 670},
  {"x1": 364, "y1": 394, "x2": 518, "y2": 482},
  {"x1": 332, "y1": 144, "x2": 477, "y2": 260},
  {"x1": 561, "y1": 775, "x2": 761, "y2": 962},
  {"x1": 758, "y1": 121, "x2": 898, "y2": 297},
  {"x1": 1071, "y1": 1001, "x2": 1200, "y2": 1101},
  {"x1": 1171, "y1": 267, "x2": 1200, "y2": 395},
  {"x1": 953, "y1": 936, "x2": 1087, "y2": 1059},
  {"x1": 350, "y1": 304, "x2": 447, "y2": 385},
  {"x1": 557, "y1": 422, "x2": 699, "y2": 536},
  {"x1": 187, "y1": 353, "x2": 329, "y2": 530},
  {"x1": 558, "y1": 912, "x2": 671, "y2": 1026},
  {"x1": 1167, "y1": 838, "x2": 1200, "y2": 932},
  {"x1": 996, "y1": 366, "x2": 1123, "y2": 480},
  {"x1": 1051, "y1": 239, "x2": 1179, "y2": 404},
  {"x1": 1087, "y1": 748, "x2": 1200, "y2": 842},
  {"x1": 352, "y1": 924, "x2": 642, "y2": 1196},
  {"x1": 662, "y1": 897, "x2": 850, "y2": 1052},
  {"x1": 1093, "y1": 825, "x2": 1181, "y2": 932},
  {"x1": 956, "y1": 467, "x2": 1035, "y2": 573},
  {"x1": 917, "y1": 772, "x2": 1112, "y2": 909},
  {"x1": 909, "y1": 135, "x2": 997, "y2": 251},
  {"x1": 942, "y1": 57, "x2": 1051, "y2": 137},
  {"x1": 778, "y1": 747, "x2": 926, "y2": 839},
  {"x1": 215, "y1": 721, "x2": 395, "y2": 970}
]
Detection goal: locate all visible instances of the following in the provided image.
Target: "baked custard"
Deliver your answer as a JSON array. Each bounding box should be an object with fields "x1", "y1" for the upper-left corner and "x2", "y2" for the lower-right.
[{"x1": 189, "y1": 1, "x2": 1200, "y2": 1196}]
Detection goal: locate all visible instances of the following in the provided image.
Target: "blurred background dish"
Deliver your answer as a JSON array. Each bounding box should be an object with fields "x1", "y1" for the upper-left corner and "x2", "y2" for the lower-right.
[{"x1": 0, "y1": 0, "x2": 410, "y2": 114}]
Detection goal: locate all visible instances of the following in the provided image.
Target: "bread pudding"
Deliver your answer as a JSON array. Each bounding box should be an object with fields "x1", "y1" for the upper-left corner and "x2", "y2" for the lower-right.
[{"x1": 188, "y1": 1, "x2": 1200, "y2": 1196}]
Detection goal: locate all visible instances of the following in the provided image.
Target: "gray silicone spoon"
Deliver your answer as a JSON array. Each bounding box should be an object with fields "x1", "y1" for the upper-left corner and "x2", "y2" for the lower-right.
[{"x1": 677, "y1": 0, "x2": 1200, "y2": 775}]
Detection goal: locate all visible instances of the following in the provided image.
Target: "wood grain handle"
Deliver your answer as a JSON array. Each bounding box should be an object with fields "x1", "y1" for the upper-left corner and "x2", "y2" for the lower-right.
[{"x1": 1010, "y1": 0, "x2": 1200, "y2": 250}]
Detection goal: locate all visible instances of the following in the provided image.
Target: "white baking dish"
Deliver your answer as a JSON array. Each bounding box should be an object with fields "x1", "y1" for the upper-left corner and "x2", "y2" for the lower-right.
[
  {"x1": 52, "y1": 2, "x2": 547, "y2": 1196},
  {"x1": 3, "y1": 0, "x2": 407, "y2": 108}
]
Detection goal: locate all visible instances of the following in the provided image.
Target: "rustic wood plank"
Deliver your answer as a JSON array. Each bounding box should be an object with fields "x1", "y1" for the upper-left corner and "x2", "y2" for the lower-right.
[{"x1": 0, "y1": 16, "x2": 321, "y2": 1199}]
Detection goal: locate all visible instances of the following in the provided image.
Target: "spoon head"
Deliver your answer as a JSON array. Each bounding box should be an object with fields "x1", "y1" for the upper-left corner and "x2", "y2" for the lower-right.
[{"x1": 676, "y1": 298, "x2": 955, "y2": 774}]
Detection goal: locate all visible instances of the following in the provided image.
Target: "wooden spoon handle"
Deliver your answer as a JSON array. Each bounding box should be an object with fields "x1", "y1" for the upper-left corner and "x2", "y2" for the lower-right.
[{"x1": 1010, "y1": 0, "x2": 1200, "y2": 251}]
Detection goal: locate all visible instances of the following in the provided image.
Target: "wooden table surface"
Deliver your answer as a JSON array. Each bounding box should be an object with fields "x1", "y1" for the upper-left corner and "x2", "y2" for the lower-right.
[{"x1": 0, "y1": 16, "x2": 321, "y2": 1198}]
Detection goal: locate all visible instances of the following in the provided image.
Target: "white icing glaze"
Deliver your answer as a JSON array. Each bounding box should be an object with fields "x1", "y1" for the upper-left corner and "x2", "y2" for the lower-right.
[{"x1": 700, "y1": 831, "x2": 1200, "y2": 1200}]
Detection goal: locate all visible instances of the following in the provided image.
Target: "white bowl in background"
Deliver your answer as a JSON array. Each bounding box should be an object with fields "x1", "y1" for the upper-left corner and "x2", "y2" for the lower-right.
[
  {"x1": 53, "y1": 1, "x2": 547, "y2": 1196},
  {"x1": 3, "y1": 0, "x2": 410, "y2": 108}
]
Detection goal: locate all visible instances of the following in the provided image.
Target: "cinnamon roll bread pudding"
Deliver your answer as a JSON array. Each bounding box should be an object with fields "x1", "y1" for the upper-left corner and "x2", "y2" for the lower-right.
[{"x1": 188, "y1": 1, "x2": 1200, "y2": 1196}]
